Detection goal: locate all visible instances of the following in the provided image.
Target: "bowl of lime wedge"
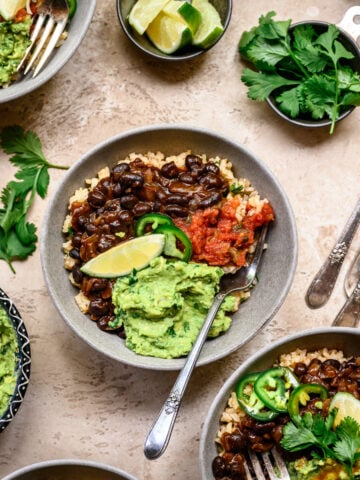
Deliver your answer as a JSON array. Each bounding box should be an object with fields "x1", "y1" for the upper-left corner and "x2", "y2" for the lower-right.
[{"x1": 116, "y1": 0, "x2": 232, "y2": 60}]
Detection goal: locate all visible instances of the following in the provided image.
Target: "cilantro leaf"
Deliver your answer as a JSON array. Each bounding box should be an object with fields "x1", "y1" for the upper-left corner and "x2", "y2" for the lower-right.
[
  {"x1": 239, "y1": 12, "x2": 360, "y2": 133},
  {"x1": 241, "y1": 68, "x2": 299, "y2": 100},
  {"x1": 0, "y1": 125, "x2": 68, "y2": 272}
]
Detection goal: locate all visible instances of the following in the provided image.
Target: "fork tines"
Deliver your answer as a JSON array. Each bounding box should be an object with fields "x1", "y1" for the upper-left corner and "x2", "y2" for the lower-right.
[
  {"x1": 246, "y1": 448, "x2": 291, "y2": 480},
  {"x1": 17, "y1": 1, "x2": 69, "y2": 78}
]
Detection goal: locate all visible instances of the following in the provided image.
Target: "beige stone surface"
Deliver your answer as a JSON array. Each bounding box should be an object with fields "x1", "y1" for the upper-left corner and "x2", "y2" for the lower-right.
[{"x1": 0, "y1": 0, "x2": 359, "y2": 478}]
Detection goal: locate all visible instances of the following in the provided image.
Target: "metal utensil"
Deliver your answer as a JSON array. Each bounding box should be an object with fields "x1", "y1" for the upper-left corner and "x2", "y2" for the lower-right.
[
  {"x1": 305, "y1": 198, "x2": 360, "y2": 309},
  {"x1": 245, "y1": 448, "x2": 291, "y2": 480},
  {"x1": 332, "y1": 250, "x2": 360, "y2": 327},
  {"x1": 17, "y1": 0, "x2": 69, "y2": 78},
  {"x1": 143, "y1": 223, "x2": 270, "y2": 460}
]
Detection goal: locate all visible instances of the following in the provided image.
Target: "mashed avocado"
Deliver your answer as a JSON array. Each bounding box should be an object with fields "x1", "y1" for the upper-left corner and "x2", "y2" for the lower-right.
[
  {"x1": 0, "y1": 305, "x2": 18, "y2": 415},
  {"x1": 288, "y1": 457, "x2": 360, "y2": 480},
  {"x1": 0, "y1": 17, "x2": 31, "y2": 87},
  {"x1": 111, "y1": 257, "x2": 236, "y2": 359}
]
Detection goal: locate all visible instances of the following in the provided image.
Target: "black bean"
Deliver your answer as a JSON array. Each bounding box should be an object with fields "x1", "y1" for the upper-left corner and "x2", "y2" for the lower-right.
[
  {"x1": 164, "y1": 193, "x2": 190, "y2": 206},
  {"x1": 198, "y1": 192, "x2": 222, "y2": 208},
  {"x1": 87, "y1": 189, "x2": 106, "y2": 208},
  {"x1": 212, "y1": 456, "x2": 227, "y2": 478},
  {"x1": 89, "y1": 298, "x2": 110, "y2": 317},
  {"x1": 185, "y1": 154, "x2": 203, "y2": 170},
  {"x1": 72, "y1": 265, "x2": 83, "y2": 284},
  {"x1": 164, "y1": 205, "x2": 189, "y2": 217},
  {"x1": 160, "y1": 161, "x2": 179, "y2": 179},
  {"x1": 204, "y1": 162, "x2": 220, "y2": 175},
  {"x1": 88, "y1": 278, "x2": 109, "y2": 293},
  {"x1": 111, "y1": 162, "x2": 130, "y2": 182},
  {"x1": 72, "y1": 233, "x2": 83, "y2": 248},
  {"x1": 178, "y1": 172, "x2": 198, "y2": 184},
  {"x1": 97, "y1": 314, "x2": 117, "y2": 331},
  {"x1": 199, "y1": 173, "x2": 223, "y2": 189},
  {"x1": 97, "y1": 234, "x2": 117, "y2": 252},
  {"x1": 118, "y1": 210, "x2": 134, "y2": 224},
  {"x1": 69, "y1": 248, "x2": 81, "y2": 260},
  {"x1": 133, "y1": 202, "x2": 153, "y2": 217},
  {"x1": 120, "y1": 172, "x2": 144, "y2": 189},
  {"x1": 323, "y1": 359, "x2": 341, "y2": 369},
  {"x1": 112, "y1": 182, "x2": 123, "y2": 197},
  {"x1": 120, "y1": 194, "x2": 138, "y2": 209}
]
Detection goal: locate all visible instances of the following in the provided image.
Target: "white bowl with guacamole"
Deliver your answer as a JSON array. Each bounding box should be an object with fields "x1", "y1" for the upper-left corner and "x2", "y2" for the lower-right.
[{"x1": 0, "y1": 288, "x2": 31, "y2": 432}]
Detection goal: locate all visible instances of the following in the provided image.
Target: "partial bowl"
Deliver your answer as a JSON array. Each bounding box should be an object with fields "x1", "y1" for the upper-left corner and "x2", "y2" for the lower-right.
[
  {"x1": 0, "y1": 288, "x2": 31, "y2": 433},
  {"x1": 2, "y1": 459, "x2": 139, "y2": 480},
  {"x1": 267, "y1": 10, "x2": 360, "y2": 129},
  {"x1": 116, "y1": 0, "x2": 232, "y2": 61},
  {"x1": 41, "y1": 124, "x2": 297, "y2": 371},
  {"x1": 0, "y1": 0, "x2": 97, "y2": 104},
  {"x1": 199, "y1": 327, "x2": 360, "y2": 480}
]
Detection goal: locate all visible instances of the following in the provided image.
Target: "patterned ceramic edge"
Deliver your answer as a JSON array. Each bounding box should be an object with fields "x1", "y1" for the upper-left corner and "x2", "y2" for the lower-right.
[{"x1": 0, "y1": 288, "x2": 31, "y2": 432}]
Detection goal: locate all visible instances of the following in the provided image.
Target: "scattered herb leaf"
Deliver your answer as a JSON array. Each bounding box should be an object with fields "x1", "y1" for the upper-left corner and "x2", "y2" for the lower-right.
[
  {"x1": 0, "y1": 125, "x2": 69, "y2": 273},
  {"x1": 239, "y1": 11, "x2": 360, "y2": 133}
]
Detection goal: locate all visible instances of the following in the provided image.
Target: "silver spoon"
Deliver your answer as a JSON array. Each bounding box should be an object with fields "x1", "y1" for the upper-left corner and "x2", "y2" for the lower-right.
[
  {"x1": 332, "y1": 250, "x2": 360, "y2": 327},
  {"x1": 305, "y1": 198, "x2": 360, "y2": 309},
  {"x1": 143, "y1": 223, "x2": 269, "y2": 460}
]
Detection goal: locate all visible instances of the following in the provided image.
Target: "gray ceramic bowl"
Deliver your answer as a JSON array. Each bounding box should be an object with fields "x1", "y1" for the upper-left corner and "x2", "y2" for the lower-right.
[
  {"x1": 0, "y1": 289, "x2": 31, "y2": 433},
  {"x1": 199, "y1": 327, "x2": 360, "y2": 480},
  {"x1": 41, "y1": 124, "x2": 297, "y2": 371},
  {"x1": 116, "y1": 0, "x2": 232, "y2": 61},
  {"x1": 0, "y1": 0, "x2": 96, "y2": 104},
  {"x1": 2, "y1": 459, "x2": 139, "y2": 480},
  {"x1": 266, "y1": 13, "x2": 360, "y2": 129}
]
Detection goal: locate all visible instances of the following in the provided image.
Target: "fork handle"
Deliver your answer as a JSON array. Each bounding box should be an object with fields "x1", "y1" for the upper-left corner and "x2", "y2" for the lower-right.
[
  {"x1": 305, "y1": 199, "x2": 360, "y2": 309},
  {"x1": 332, "y1": 279, "x2": 360, "y2": 327},
  {"x1": 143, "y1": 292, "x2": 226, "y2": 460}
]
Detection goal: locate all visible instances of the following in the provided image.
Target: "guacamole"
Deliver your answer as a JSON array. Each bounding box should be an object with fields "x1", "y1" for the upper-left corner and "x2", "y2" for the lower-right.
[
  {"x1": 288, "y1": 457, "x2": 360, "y2": 480},
  {"x1": 0, "y1": 305, "x2": 18, "y2": 415},
  {"x1": 111, "y1": 257, "x2": 236, "y2": 359},
  {"x1": 0, "y1": 17, "x2": 31, "y2": 87}
]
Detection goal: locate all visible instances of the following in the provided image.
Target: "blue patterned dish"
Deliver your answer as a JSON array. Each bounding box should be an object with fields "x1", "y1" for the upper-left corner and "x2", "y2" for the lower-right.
[{"x1": 0, "y1": 288, "x2": 31, "y2": 432}]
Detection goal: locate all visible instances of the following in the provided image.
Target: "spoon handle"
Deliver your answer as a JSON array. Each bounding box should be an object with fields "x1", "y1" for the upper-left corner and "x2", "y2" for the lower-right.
[
  {"x1": 305, "y1": 199, "x2": 360, "y2": 309},
  {"x1": 143, "y1": 293, "x2": 226, "y2": 460},
  {"x1": 332, "y1": 279, "x2": 360, "y2": 327}
]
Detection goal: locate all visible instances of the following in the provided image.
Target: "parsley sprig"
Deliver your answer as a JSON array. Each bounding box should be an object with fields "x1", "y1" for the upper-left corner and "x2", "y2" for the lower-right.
[
  {"x1": 239, "y1": 11, "x2": 360, "y2": 134},
  {"x1": 0, "y1": 125, "x2": 68, "y2": 273},
  {"x1": 281, "y1": 409, "x2": 360, "y2": 479}
]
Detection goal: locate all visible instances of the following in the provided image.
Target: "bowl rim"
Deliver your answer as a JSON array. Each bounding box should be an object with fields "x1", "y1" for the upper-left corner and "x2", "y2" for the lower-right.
[
  {"x1": 116, "y1": 0, "x2": 233, "y2": 61},
  {"x1": 40, "y1": 123, "x2": 298, "y2": 370},
  {"x1": 199, "y1": 326, "x2": 360, "y2": 479},
  {"x1": 2, "y1": 459, "x2": 138, "y2": 480},
  {"x1": 0, "y1": 0, "x2": 97, "y2": 104},
  {"x1": 266, "y1": 19, "x2": 359, "y2": 128},
  {"x1": 0, "y1": 288, "x2": 31, "y2": 433}
]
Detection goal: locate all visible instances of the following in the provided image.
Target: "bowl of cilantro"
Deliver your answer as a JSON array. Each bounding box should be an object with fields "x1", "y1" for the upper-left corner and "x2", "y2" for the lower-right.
[
  {"x1": 239, "y1": 9, "x2": 360, "y2": 134},
  {"x1": 200, "y1": 327, "x2": 360, "y2": 480}
]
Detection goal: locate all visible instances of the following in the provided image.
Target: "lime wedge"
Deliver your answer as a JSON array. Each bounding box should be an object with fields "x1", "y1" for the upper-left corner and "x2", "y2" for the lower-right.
[
  {"x1": 162, "y1": 0, "x2": 202, "y2": 34},
  {"x1": 0, "y1": 0, "x2": 26, "y2": 20},
  {"x1": 329, "y1": 392, "x2": 360, "y2": 428},
  {"x1": 128, "y1": 0, "x2": 170, "y2": 35},
  {"x1": 80, "y1": 234, "x2": 165, "y2": 278},
  {"x1": 191, "y1": 0, "x2": 224, "y2": 49},
  {"x1": 147, "y1": 11, "x2": 193, "y2": 54}
]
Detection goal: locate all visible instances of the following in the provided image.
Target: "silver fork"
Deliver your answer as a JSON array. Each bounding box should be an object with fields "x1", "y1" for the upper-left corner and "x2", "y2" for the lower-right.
[
  {"x1": 144, "y1": 223, "x2": 270, "y2": 460},
  {"x1": 245, "y1": 448, "x2": 291, "y2": 479},
  {"x1": 17, "y1": 0, "x2": 69, "y2": 78}
]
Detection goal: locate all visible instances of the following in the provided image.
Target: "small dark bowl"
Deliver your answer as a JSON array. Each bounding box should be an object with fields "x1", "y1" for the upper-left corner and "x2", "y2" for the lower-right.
[
  {"x1": 116, "y1": 0, "x2": 232, "y2": 61},
  {"x1": 267, "y1": 20, "x2": 360, "y2": 129},
  {"x1": 0, "y1": 289, "x2": 31, "y2": 433}
]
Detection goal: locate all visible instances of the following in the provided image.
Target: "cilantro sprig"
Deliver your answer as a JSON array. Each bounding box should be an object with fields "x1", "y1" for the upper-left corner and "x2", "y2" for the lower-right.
[
  {"x1": 0, "y1": 125, "x2": 68, "y2": 273},
  {"x1": 239, "y1": 11, "x2": 360, "y2": 134},
  {"x1": 281, "y1": 409, "x2": 360, "y2": 479}
]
